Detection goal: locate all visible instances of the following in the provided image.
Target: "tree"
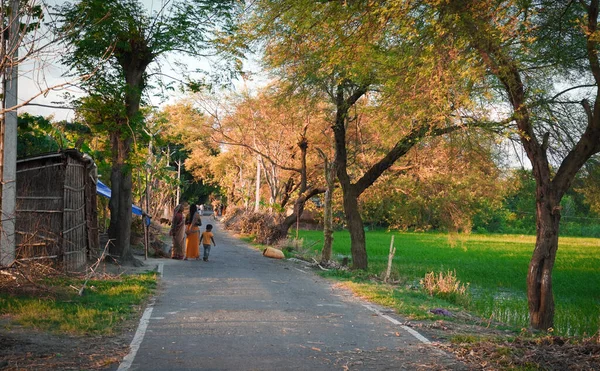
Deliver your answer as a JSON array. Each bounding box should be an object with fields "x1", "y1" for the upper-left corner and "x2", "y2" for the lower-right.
[
  {"x1": 331, "y1": 84, "x2": 467, "y2": 269},
  {"x1": 56, "y1": 0, "x2": 239, "y2": 262},
  {"x1": 215, "y1": 90, "x2": 304, "y2": 211},
  {"x1": 435, "y1": 0, "x2": 600, "y2": 330},
  {"x1": 249, "y1": 0, "x2": 479, "y2": 269},
  {"x1": 206, "y1": 85, "x2": 328, "y2": 243},
  {"x1": 317, "y1": 148, "x2": 336, "y2": 265},
  {"x1": 160, "y1": 102, "x2": 219, "y2": 206}
]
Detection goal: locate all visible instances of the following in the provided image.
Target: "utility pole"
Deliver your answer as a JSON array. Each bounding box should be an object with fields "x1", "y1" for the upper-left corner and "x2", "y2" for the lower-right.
[
  {"x1": 0, "y1": 0, "x2": 19, "y2": 267},
  {"x1": 254, "y1": 154, "x2": 261, "y2": 212},
  {"x1": 176, "y1": 159, "x2": 182, "y2": 206}
]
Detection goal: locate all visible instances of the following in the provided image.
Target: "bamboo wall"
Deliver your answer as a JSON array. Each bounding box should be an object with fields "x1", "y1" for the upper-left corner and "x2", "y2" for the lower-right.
[
  {"x1": 62, "y1": 155, "x2": 87, "y2": 271},
  {"x1": 15, "y1": 150, "x2": 97, "y2": 272}
]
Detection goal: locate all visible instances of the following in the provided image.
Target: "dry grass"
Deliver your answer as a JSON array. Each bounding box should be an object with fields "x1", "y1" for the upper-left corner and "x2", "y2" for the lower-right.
[{"x1": 421, "y1": 269, "x2": 470, "y2": 297}]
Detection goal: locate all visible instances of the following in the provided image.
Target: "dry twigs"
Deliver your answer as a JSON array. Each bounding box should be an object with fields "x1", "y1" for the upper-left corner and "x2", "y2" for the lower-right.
[
  {"x1": 74, "y1": 240, "x2": 112, "y2": 296},
  {"x1": 311, "y1": 258, "x2": 329, "y2": 271},
  {"x1": 0, "y1": 259, "x2": 60, "y2": 294}
]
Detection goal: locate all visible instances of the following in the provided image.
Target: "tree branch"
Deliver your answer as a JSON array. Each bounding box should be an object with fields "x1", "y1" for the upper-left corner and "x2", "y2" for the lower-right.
[
  {"x1": 354, "y1": 122, "x2": 466, "y2": 196},
  {"x1": 550, "y1": 84, "x2": 597, "y2": 101}
]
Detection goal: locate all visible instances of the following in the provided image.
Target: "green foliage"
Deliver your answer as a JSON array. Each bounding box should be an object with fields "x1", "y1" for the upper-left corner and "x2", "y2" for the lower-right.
[
  {"x1": 16, "y1": 114, "x2": 60, "y2": 157},
  {"x1": 576, "y1": 158, "x2": 600, "y2": 214},
  {"x1": 501, "y1": 169, "x2": 536, "y2": 232},
  {"x1": 16, "y1": 113, "x2": 96, "y2": 158},
  {"x1": 0, "y1": 273, "x2": 156, "y2": 335},
  {"x1": 470, "y1": 169, "x2": 600, "y2": 237},
  {"x1": 1, "y1": 1, "x2": 44, "y2": 34},
  {"x1": 360, "y1": 159, "x2": 507, "y2": 233},
  {"x1": 295, "y1": 229, "x2": 600, "y2": 336}
]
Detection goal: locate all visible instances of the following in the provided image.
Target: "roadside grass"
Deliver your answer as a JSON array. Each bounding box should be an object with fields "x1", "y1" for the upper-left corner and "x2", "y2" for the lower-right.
[
  {"x1": 336, "y1": 279, "x2": 466, "y2": 321},
  {"x1": 291, "y1": 230, "x2": 600, "y2": 337},
  {"x1": 0, "y1": 272, "x2": 157, "y2": 335}
]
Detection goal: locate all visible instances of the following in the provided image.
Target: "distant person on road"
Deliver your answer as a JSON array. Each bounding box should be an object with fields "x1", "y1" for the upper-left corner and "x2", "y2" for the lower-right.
[
  {"x1": 184, "y1": 204, "x2": 202, "y2": 260},
  {"x1": 200, "y1": 224, "x2": 216, "y2": 261},
  {"x1": 169, "y1": 204, "x2": 186, "y2": 259},
  {"x1": 199, "y1": 204, "x2": 204, "y2": 215}
]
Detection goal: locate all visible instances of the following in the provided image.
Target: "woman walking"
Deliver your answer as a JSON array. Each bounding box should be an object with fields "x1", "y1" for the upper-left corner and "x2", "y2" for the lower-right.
[
  {"x1": 185, "y1": 204, "x2": 202, "y2": 260},
  {"x1": 169, "y1": 204, "x2": 186, "y2": 259}
]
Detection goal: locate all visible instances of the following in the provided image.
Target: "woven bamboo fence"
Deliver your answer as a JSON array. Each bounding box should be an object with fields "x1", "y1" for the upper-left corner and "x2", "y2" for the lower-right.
[{"x1": 15, "y1": 150, "x2": 98, "y2": 272}]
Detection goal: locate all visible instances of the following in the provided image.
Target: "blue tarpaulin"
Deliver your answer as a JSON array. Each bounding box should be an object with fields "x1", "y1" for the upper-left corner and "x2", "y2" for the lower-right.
[{"x1": 97, "y1": 180, "x2": 143, "y2": 216}]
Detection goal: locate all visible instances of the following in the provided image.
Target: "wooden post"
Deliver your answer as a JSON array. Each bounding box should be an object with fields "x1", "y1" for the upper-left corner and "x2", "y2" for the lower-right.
[
  {"x1": 254, "y1": 154, "x2": 261, "y2": 212},
  {"x1": 176, "y1": 159, "x2": 181, "y2": 206},
  {"x1": 384, "y1": 235, "x2": 396, "y2": 283},
  {"x1": 144, "y1": 170, "x2": 149, "y2": 260},
  {"x1": 143, "y1": 217, "x2": 148, "y2": 260}
]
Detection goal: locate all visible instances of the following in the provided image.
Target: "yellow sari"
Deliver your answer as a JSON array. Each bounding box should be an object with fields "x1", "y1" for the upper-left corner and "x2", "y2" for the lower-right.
[{"x1": 185, "y1": 212, "x2": 201, "y2": 259}]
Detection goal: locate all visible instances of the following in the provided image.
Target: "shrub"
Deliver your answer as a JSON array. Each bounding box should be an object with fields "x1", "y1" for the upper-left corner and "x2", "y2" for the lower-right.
[{"x1": 420, "y1": 269, "x2": 470, "y2": 305}]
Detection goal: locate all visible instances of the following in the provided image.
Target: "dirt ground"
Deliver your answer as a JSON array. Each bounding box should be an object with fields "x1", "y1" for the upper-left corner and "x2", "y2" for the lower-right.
[
  {"x1": 1, "y1": 256, "x2": 599, "y2": 370},
  {"x1": 0, "y1": 319, "x2": 134, "y2": 370}
]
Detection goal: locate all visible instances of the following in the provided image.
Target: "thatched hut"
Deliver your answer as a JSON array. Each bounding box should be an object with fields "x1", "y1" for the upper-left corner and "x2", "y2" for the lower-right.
[{"x1": 15, "y1": 149, "x2": 98, "y2": 272}]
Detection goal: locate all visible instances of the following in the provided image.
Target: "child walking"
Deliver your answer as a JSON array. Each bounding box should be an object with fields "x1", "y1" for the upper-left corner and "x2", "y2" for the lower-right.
[{"x1": 201, "y1": 224, "x2": 216, "y2": 261}]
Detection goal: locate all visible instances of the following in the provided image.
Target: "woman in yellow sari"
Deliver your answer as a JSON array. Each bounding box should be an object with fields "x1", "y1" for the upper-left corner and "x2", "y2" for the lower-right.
[
  {"x1": 169, "y1": 204, "x2": 186, "y2": 259},
  {"x1": 185, "y1": 204, "x2": 202, "y2": 260}
]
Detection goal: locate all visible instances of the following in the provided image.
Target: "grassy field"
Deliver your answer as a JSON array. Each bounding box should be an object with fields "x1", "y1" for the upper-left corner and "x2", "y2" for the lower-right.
[{"x1": 293, "y1": 230, "x2": 600, "y2": 337}]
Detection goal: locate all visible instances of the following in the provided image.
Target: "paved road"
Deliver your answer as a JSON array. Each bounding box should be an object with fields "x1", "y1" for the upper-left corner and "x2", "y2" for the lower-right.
[{"x1": 117, "y1": 222, "x2": 465, "y2": 370}]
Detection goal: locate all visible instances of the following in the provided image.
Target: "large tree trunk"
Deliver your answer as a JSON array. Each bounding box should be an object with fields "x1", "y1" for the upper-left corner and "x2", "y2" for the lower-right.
[
  {"x1": 343, "y1": 187, "x2": 367, "y2": 269},
  {"x1": 107, "y1": 132, "x2": 134, "y2": 261},
  {"x1": 527, "y1": 193, "x2": 561, "y2": 330},
  {"x1": 108, "y1": 55, "x2": 148, "y2": 263},
  {"x1": 333, "y1": 83, "x2": 370, "y2": 270}
]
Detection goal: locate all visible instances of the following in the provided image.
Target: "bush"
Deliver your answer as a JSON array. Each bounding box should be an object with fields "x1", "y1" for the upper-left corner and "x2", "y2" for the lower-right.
[
  {"x1": 559, "y1": 221, "x2": 600, "y2": 238},
  {"x1": 222, "y1": 207, "x2": 282, "y2": 244}
]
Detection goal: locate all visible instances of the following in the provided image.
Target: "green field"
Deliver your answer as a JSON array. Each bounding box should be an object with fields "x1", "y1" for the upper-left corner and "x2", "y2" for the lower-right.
[{"x1": 294, "y1": 230, "x2": 600, "y2": 337}]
